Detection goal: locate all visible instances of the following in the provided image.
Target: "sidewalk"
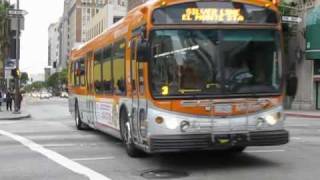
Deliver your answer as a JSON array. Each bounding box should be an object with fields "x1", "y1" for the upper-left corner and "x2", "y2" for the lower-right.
[
  {"x1": 285, "y1": 110, "x2": 320, "y2": 118},
  {"x1": 0, "y1": 110, "x2": 31, "y2": 120}
]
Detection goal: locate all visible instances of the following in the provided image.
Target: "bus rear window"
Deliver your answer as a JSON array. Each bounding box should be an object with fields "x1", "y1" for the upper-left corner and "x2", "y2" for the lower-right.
[{"x1": 152, "y1": 1, "x2": 278, "y2": 25}]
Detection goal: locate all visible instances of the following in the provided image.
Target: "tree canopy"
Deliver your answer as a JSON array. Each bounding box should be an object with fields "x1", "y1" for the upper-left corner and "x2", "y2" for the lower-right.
[{"x1": 0, "y1": 1, "x2": 11, "y2": 79}]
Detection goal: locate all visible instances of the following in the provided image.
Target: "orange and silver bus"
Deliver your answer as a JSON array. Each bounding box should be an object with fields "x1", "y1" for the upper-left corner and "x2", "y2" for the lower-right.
[{"x1": 68, "y1": 0, "x2": 294, "y2": 157}]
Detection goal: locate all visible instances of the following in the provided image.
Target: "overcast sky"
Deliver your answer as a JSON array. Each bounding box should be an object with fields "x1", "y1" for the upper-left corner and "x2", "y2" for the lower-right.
[{"x1": 18, "y1": 0, "x2": 64, "y2": 75}]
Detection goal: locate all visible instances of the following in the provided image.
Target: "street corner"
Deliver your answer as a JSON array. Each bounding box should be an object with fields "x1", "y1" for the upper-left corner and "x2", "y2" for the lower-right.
[{"x1": 0, "y1": 111, "x2": 31, "y2": 120}]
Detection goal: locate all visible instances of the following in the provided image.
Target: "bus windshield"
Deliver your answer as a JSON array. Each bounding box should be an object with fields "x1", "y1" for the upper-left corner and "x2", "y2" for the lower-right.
[{"x1": 150, "y1": 29, "x2": 282, "y2": 97}]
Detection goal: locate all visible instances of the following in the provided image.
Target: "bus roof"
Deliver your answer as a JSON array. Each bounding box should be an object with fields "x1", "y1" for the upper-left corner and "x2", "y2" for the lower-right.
[{"x1": 70, "y1": 0, "x2": 278, "y2": 61}]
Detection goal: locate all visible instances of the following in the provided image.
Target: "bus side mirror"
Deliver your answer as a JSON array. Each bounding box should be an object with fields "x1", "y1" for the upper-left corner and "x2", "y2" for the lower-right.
[
  {"x1": 286, "y1": 75, "x2": 298, "y2": 97},
  {"x1": 137, "y1": 39, "x2": 149, "y2": 62}
]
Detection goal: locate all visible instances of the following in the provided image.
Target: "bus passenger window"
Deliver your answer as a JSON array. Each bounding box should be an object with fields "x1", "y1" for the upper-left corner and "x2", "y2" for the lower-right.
[
  {"x1": 113, "y1": 40, "x2": 126, "y2": 95},
  {"x1": 94, "y1": 50, "x2": 103, "y2": 93},
  {"x1": 130, "y1": 39, "x2": 137, "y2": 91},
  {"x1": 70, "y1": 63, "x2": 75, "y2": 86},
  {"x1": 74, "y1": 61, "x2": 80, "y2": 86},
  {"x1": 79, "y1": 59, "x2": 86, "y2": 86},
  {"x1": 102, "y1": 46, "x2": 112, "y2": 93}
]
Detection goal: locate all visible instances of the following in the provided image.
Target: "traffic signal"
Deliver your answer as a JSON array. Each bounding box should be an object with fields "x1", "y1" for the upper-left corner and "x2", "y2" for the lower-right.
[{"x1": 11, "y1": 68, "x2": 20, "y2": 78}]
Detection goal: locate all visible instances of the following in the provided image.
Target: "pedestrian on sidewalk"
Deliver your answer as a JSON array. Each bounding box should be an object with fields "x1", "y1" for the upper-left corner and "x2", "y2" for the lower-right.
[
  {"x1": 0, "y1": 90, "x2": 3, "y2": 112},
  {"x1": 6, "y1": 91, "x2": 13, "y2": 112},
  {"x1": 17, "y1": 92, "x2": 23, "y2": 111}
]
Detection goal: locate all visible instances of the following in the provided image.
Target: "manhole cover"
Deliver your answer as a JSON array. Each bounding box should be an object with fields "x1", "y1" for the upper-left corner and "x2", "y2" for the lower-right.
[{"x1": 141, "y1": 169, "x2": 189, "y2": 179}]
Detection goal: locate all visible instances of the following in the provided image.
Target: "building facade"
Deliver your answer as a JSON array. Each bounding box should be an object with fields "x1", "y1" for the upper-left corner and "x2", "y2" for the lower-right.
[
  {"x1": 48, "y1": 22, "x2": 60, "y2": 74},
  {"x1": 68, "y1": 0, "x2": 109, "y2": 47},
  {"x1": 57, "y1": 0, "x2": 72, "y2": 72},
  {"x1": 127, "y1": 0, "x2": 146, "y2": 11},
  {"x1": 281, "y1": 0, "x2": 320, "y2": 110},
  {"x1": 44, "y1": 68, "x2": 51, "y2": 82},
  {"x1": 86, "y1": 0, "x2": 127, "y2": 41},
  {"x1": 51, "y1": 0, "x2": 115, "y2": 73}
]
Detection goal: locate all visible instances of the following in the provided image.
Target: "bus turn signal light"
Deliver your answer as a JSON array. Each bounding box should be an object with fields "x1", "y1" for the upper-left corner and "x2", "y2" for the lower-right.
[{"x1": 155, "y1": 116, "x2": 164, "y2": 124}]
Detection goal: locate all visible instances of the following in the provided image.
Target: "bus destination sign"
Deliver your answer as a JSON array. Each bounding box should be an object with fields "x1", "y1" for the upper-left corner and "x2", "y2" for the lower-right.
[
  {"x1": 181, "y1": 8, "x2": 245, "y2": 23},
  {"x1": 153, "y1": 2, "x2": 278, "y2": 25}
]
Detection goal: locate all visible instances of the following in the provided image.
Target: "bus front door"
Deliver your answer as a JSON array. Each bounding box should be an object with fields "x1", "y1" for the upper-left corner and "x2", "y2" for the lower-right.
[{"x1": 130, "y1": 37, "x2": 147, "y2": 143}]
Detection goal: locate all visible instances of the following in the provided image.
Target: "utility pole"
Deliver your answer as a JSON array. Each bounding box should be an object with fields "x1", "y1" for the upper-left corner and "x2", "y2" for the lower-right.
[{"x1": 13, "y1": 0, "x2": 20, "y2": 113}]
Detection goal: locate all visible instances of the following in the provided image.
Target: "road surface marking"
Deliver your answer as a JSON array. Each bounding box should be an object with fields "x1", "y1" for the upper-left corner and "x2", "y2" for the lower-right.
[
  {"x1": 291, "y1": 137, "x2": 302, "y2": 140},
  {"x1": 72, "y1": 157, "x2": 115, "y2": 161},
  {"x1": 0, "y1": 130, "x2": 111, "y2": 180},
  {"x1": 0, "y1": 122, "x2": 18, "y2": 125},
  {"x1": 246, "y1": 149, "x2": 285, "y2": 153},
  {"x1": 43, "y1": 143, "x2": 77, "y2": 147}
]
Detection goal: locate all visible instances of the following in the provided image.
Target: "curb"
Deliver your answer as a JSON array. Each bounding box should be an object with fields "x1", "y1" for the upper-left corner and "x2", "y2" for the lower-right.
[
  {"x1": 285, "y1": 113, "x2": 320, "y2": 119},
  {"x1": 0, "y1": 114, "x2": 31, "y2": 120}
]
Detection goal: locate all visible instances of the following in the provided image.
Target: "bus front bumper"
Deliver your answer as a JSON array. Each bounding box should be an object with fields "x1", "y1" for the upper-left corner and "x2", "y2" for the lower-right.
[{"x1": 148, "y1": 130, "x2": 289, "y2": 153}]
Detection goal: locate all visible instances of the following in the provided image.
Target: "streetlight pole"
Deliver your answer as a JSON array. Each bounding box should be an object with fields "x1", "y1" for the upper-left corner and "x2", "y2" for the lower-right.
[{"x1": 13, "y1": 0, "x2": 20, "y2": 113}]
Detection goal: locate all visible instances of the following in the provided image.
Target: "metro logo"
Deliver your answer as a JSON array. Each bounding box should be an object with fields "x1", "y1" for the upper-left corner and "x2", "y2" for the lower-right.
[{"x1": 181, "y1": 8, "x2": 245, "y2": 23}]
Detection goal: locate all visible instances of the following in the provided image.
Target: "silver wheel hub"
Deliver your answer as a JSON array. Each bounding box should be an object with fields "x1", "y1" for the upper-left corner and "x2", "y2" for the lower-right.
[
  {"x1": 125, "y1": 122, "x2": 131, "y2": 145},
  {"x1": 75, "y1": 110, "x2": 79, "y2": 125}
]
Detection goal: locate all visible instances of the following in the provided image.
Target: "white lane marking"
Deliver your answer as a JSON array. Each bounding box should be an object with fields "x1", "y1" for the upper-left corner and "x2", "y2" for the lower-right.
[
  {"x1": 72, "y1": 157, "x2": 115, "y2": 161},
  {"x1": 246, "y1": 149, "x2": 285, "y2": 153},
  {"x1": 43, "y1": 144, "x2": 76, "y2": 147},
  {"x1": 0, "y1": 121, "x2": 19, "y2": 125},
  {"x1": 291, "y1": 137, "x2": 302, "y2": 140},
  {"x1": 0, "y1": 130, "x2": 111, "y2": 180}
]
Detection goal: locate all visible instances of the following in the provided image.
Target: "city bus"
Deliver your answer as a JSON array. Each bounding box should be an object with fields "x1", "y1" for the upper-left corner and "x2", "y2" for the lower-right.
[{"x1": 68, "y1": 0, "x2": 295, "y2": 157}]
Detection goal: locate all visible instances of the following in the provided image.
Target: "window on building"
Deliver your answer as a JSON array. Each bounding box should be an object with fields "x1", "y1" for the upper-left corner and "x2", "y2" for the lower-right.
[
  {"x1": 314, "y1": 61, "x2": 320, "y2": 75},
  {"x1": 113, "y1": 40, "x2": 126, "y2": 95},
  {"x1": 113, "y1": 16, "x2": 123, "y2": 23}
]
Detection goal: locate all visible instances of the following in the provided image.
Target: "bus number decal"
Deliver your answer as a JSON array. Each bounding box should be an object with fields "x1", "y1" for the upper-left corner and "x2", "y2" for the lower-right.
[{"x1": 161, "y1": 86, "x2": 169, "y2": 96}]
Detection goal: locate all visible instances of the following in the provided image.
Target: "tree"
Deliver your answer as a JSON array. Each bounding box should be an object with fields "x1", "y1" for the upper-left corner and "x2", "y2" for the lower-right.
[
  {"x1": 0, "y1": 1, "x2": 11, "y2": 80},
  {"x1": 31, "y1": 81, "x2": 46, "y2": 92},
  {"x1": 20, "y1": 72, "x2": 29, "y2": 85},
  {"x1": 46, "y1": 72, "x2": 59, "y2": 92},
  {"x1": 46, "y1": 69, "x2": 68, "y2": 95},
  {"x1": 59, "y1": 68, "x2": 68, "y2": 85}
]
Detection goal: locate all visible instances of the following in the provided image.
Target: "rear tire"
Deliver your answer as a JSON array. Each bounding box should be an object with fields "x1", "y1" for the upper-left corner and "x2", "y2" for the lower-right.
[
  {"x1": 75, "y1": 103, "x2": 87, "y2": 130},
  {"x1": 120, "y1": 108, "x2": 146, "y2": 157}
]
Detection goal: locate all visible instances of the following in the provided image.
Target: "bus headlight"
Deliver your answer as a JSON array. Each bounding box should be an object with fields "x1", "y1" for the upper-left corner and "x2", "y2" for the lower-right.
[
  {"x1": 264, "y1": 112, "x2": 282, "y2": 126},
  {"x1": 165, "y1": 118, "x2": 179, "y2": 130}
]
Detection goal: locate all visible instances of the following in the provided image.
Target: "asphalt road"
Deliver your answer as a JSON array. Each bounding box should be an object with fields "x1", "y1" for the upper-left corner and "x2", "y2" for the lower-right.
[{"x1": 0, "y1": 97, "x2": 319, "y2": 180}]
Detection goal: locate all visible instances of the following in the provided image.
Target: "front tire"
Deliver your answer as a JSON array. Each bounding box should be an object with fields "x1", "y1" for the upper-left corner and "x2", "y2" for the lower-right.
[{"x1": 120, "y1": 108, "x2": 145, "y2": 157}]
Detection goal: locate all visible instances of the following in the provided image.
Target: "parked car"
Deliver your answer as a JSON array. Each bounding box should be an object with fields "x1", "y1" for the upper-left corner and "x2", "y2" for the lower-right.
[
  {"x1": 40, "y1": 91, "x2": 52, "y2": 99},
  {"x1": 60, "y1": 91, "x2": 68, "y2": 98}
]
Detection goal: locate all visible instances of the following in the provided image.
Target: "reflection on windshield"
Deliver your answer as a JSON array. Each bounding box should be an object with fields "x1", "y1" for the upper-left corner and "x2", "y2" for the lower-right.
[{"x1": 150, "y1": 29, "x2": 282, "y2": 97}]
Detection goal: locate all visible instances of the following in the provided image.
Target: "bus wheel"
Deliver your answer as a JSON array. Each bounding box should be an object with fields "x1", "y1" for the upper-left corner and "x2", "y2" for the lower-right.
[
  {"x1": 75, "y1": 103, "x2": 87, "y2": 130},
  {"x1": 120, "y1": 109, "x2": 145, "y2": 157}
]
